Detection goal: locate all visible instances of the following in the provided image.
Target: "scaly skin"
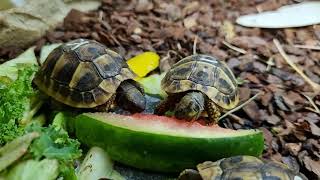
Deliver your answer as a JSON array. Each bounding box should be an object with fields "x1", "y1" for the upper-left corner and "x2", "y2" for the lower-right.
[
  {"x1": 116, "y1": 80, "x2": 146, "y2": 112},
  {"x1": 174, "y1": 91, "x2": 205, "y2": 121},
  {"x1": 155, "y1": 94, "x2": 180, "y2": 115},
  {"x1": 94, "y1": 94, "x2": 116, "y2": 112},
  {"x1": 205, "y1": 100, "x2": 221, "y2": 125},
  {"x1": 157, "y1": 91, "x2": 222, "y2": 124}
]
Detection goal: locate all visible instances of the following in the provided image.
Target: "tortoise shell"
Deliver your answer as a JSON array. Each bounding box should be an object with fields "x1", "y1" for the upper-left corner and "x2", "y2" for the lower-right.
[
  {"x1": 196, "y1": 156, "x2": 308, "y2": 180},
  {"x1": 34, "y1": 39, "x2": 136, "y2": 108},
  {"x1": 161, "y1": 54, "x2": 239, "y2": 110}
]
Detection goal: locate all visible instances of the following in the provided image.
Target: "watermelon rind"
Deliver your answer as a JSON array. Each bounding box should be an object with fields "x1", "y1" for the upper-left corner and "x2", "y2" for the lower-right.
[{"x1": 75, "y1": 113, "x2": 264, "y2": 173}]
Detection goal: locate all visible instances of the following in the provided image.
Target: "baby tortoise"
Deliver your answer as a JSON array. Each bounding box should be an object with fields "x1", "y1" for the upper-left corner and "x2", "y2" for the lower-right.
[
  {"x1": 178, "y1": 155, "x2": 308, "y2": 180},
  {"x1": 34, "y1": 39, "x2": 145, "y2": 112},
  {"x1": 156, "y1": 54, "x2": 239, "y2": 123}
]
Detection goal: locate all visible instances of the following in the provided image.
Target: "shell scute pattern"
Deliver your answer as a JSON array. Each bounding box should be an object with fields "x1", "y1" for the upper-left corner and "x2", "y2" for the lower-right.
[
  {"x1": 41, "y1": 46, "x2": 64, "y2": 77},
  {"x1": 64, "y1": 39, "x2": 106, "y2": 61},
  {"x1": 71, "y1": 62, "x2": 102, "y2": 91},
  {"x1": 33, "y1": 39, "x2": 135, "y2": 108},
  {"x1": 196, "y1": 156, "x2": 308, "y2": 180},
  {"x1": 162, "y1": 54, "x2": 239, "y2": 109},
  {"x1": 52, "y1": 52, "x2": 80, "y2": 86},
  {"x1": 93, "y1": 54, "x2": 123, "y2": 78}
]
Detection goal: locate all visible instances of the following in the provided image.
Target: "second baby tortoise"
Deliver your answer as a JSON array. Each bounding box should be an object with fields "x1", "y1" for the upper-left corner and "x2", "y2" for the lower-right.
[{"x1": 156, "y1": 54, "x2": 239, "y2": 123}]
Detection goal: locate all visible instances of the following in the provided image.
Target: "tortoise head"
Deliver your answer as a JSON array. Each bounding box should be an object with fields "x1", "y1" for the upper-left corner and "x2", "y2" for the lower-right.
[
  {"x1": 174, "y1": 91, "x2": 205, "y2": 121},
  {"x1": 116, "y1": 81, "x2": 146, "y2": 113}
]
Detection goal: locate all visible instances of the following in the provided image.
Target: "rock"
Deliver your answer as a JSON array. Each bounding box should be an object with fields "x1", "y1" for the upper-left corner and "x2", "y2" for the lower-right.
[
  {"x1": 0, "y1": 0, "x2": 68, "y2": 48},
  {"x1": 67, "y1": 0, "x2": 101, "y2": 12},
  {"x1": 0, "y1": 0, "x2": 101, "y2": 48}
]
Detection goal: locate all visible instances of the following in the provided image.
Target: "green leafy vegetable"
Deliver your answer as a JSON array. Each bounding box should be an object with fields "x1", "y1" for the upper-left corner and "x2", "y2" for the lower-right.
[
  {"x1": 0, "y1": 47, "x2": 37, "y2": 81},
  {"x1": 0, "y1": 48, "x2": 82, "y2": 179},
  {"x1": 0, "y1": 47, "x2": 82, "y2": 180},
  {"x1": 26, "y1": 124, "x2": 82, "y2": 161},
  {"x1": 0, "y1": 132, "x2": 39, "y2": 171},
  {"x1": 3, "y1": 159, "x2": 59, "y2": 180},
  {"x1": 0, "y1": 120, "x2": 24, "y2": 145},
  {"x1": 0, "y1": 65, "x2": 40, "y2": 124},
  {"x1": 59, "y1": 163, "x2": 78, "y2": 180},
  {"x1": 26, "y1": 117, "x2": 82, "y2": 179},
  {"x1": 137, "y1": 73, "x2": 167, "y2": 98},
  {"x1": 52, "y1": 111, "x2": 78, "y2": 135},
  {"x1": 0, "y1": 46, "x2": 42, "y2": 127},
  {"x1": 0, "y1": 113, "x2": 81, "y2": 178},
  {"x1": 0, "y1": 65, "x2": 43, "y2": 145},
  {"x1": 51, "y1": 112, "x2": 68, "y2": 130}
]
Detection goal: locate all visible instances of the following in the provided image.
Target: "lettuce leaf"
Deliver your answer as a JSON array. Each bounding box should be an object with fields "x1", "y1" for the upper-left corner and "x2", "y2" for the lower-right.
[
  {"x1": 26, "y1": 123, "x2": 82, "y2": 162},
  {"x1": 0, "y1": 132, "x2": 39, "y2": 172},
  {"x1": 137, "y1": 73, "x2": 167, "y2": 98},
  {"x1": 0, "y1": 48, "x2": 81, "y2": 178},
  {"x1": 26, "y1": 118, "x2": 82, "y2": 179},
  {"x1": 0, "y1": 65, "x2": 43, "y2": 145},
  {"x1": 3, "y1": 159, "x2": 59, "y2": 180},
  {"x1": 39, "y1": 43, "x2": 61, "y2": 65},
  {"x1": 0, "y1": 47, "x2": 37, "y2": 81}
]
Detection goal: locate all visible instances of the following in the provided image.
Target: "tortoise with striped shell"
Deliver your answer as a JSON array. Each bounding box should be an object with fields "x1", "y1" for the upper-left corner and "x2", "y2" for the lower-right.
[
  {"x1": 34, "y1": 39, "x2": 145, "y2": 112},
  {"x1": 156, "y1": 54, "x2": 239, "y2": 124}
]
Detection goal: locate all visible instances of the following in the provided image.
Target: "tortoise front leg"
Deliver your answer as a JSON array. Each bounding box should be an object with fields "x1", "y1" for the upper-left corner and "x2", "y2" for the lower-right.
[
  {"x1": 205, "y1": 100, "x2": 221, "y2": 125},
  {"x1": 116, "y1": 80, "x2": 146, "y2": 112},
  {"x1": 95, "y1": 94, "x2": 116, "y2": 112}
]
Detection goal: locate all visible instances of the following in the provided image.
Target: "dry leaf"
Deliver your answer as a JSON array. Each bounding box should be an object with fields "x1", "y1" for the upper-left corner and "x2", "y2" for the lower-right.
[
  {"x1": 265, "y1": 114, "x2": 281, "y2": 125},
  {"x1": 231, "y1": 36, "x2": 267, "y2": 49},
  {"x1": 183, "y1": 14, "x2": 198, "y2": 29},
  {"x1": 221, "y1": 21, "x2": 235, "y2": 42},
  {"x1": 285, "y1": 143, "x2": 302, "y2": 156},
  {"x1": 303, "y1": 156, "x2": 320, "y2": 177},
  {"x1": 306, "y1": 119, "x2": 320, "y2": 136},
  {"x1": 160, "y1": 3, "x2": 181, "y2": 21},
  {"x1": 135, "y1": 0, "x2": 153, "y2": 12},
  {"x1": 243, "y1": 101, "x2": 260, "y2": 121},
  {"x1": 182, "y1": 1, "x2": 200, "y2": 16}
]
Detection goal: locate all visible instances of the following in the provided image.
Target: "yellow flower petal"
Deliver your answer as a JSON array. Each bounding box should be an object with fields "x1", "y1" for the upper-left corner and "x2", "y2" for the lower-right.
[{"x1": 127, "y1": 52, "x2": 160, "y2": 77}]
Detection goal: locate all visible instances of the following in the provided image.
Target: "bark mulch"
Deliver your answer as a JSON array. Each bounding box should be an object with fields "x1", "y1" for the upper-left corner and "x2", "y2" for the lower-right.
[{"x1": 1, "y1": 0, "x2": 319, "y2": 179}]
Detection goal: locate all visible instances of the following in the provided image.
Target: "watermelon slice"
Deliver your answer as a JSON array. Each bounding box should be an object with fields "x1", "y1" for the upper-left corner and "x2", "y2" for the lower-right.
[{"x1": 75, "y1": 113, "x2": 264, "y2": 173}]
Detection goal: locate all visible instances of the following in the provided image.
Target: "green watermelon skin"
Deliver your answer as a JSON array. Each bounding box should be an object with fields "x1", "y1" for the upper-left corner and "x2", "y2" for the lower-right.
[{"x1": 75, "y1": 113, "x2": 264, "y2": 173}]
